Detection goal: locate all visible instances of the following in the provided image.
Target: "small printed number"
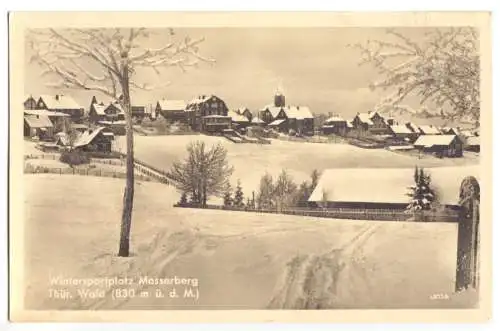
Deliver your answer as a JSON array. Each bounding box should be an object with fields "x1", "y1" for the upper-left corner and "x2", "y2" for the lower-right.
[{"x1": 429, "y1": 293, "x2": 450, "y2": 300}]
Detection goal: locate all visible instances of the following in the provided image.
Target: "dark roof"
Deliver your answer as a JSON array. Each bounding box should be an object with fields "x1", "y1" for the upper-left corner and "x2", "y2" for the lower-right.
[{"x1": 24, "y1": 115, "x2": 53, "y2": 128}]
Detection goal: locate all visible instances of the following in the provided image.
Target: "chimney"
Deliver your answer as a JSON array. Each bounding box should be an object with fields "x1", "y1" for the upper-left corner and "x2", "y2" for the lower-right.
[{"x1": 55, "y1": 94, "x2": 60, "y2": 101}]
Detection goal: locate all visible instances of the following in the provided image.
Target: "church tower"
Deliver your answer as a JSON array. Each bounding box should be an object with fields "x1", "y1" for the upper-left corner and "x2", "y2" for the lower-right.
[{"x1": 274, "y1": 92, "x2": 285, "y2": 107}]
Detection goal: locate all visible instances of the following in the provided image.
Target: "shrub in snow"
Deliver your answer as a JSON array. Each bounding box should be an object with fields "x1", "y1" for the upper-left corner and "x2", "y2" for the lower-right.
[
  {"x1": 406, "y1": 166, "x2": 436, "y2": 214},
  {"x1": 60, "y1": 150, "x2": 90, "y2": 167}
]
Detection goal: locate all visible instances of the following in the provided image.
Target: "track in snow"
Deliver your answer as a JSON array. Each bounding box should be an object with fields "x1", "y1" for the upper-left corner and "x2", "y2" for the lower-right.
[{"x1": 268, "y1": 223, "x2": 380, "y2": 309}]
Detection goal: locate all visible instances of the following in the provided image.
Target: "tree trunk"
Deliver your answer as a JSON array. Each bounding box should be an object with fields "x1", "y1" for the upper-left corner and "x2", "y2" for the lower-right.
[{"x1": 118, "y1": 61, "x2": 135, "y2": 257}]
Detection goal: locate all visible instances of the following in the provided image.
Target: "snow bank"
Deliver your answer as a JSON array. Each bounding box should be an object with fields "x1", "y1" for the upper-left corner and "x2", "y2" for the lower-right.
[{"x1": 23, "y1": 175, "x2": 479, "y2": 310}]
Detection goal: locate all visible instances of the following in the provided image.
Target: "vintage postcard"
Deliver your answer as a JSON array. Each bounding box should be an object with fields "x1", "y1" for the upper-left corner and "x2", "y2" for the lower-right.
[{"x1": 9, "y1": 12, "x2": 492, "y2": 323}]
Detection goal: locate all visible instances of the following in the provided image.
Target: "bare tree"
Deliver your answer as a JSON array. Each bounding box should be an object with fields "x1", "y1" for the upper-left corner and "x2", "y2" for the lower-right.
[
  {"x1": 352, "y1": 28, "x2": 479, "y2": 123},
  {"x1": 28, "y1": 28, "x2": 213, "y2": 257},
  {"x1": 273, "y1": 170, "x2": 298, "y2": 211},
  {"x1": 256, "y1": 173, "x2": 274, "y2": 210},
  {"x1": 169, "y1": 141, "x2": 234, "y2": 207}
]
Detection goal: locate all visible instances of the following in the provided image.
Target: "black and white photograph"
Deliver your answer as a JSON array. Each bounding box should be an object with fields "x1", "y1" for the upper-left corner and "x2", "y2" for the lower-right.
[{"x1": 8, "y1": 11, "x2": 492, "y2": 323}]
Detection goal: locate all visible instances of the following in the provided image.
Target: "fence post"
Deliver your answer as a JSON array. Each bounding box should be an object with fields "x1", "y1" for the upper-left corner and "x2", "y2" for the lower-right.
[{"x1": 455, "y1": 177, "x2": 480, "y2": 292}]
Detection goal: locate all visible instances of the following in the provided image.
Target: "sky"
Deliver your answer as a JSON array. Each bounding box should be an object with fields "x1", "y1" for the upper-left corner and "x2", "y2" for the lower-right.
[{"x1": 25, "y1": 27, "x2": 438, "y2": 118}]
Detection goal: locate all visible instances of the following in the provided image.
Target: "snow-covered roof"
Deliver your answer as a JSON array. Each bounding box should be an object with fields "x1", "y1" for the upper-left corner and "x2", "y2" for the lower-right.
[
  {"x1": 157, "y1": 99, "x2": 186, "y2": 111},
  {"x1": 92, "y1": 103, "x2": 107, "y2": 115},
  {"x1": 414, "y1": 134, "x2": 457, "y2": 147},
  {"x1": 268, "y1": 119, "x2": 286, "y2": 126},
  {"x1": 187, "y1": 95, "x2": 214, "y2": 106},
  {"x1": 262, "y1": 105, "x2": 283, "y2": 119},
  {"x1": 228, "y1": 110, "x2": 249, "y2": 123},
  {"x1": 356, "y1": 113, "x2": 374, "y2": 125},
  {"x1": 466, "y1": 136, "x2": 480, "y2": 146},
  {"x1": 71, "y1": 123, "x2": 89, "y2": 130},
  {"x1": 418, "y1": 125, "x2": 441, "y2": 135},
  {"x1": 24, "y1": 109, "x2": 69, "y2": 117},
  {"x1": 389, "y1": 125, "x2": 413, "y2": 135},
  {"x1": 284, "y1": 106, "x2": 313, "y2": 120},
  {"x1": 74, "y1": 127, "x2": 107, "y2": 148},
  {"x1": 98, "y1": 120, "x2": 126, "y2": 125},
  {"x1": 24, "y1": 115, "x2": 53, "y2": 128},
  {"x1": 202, "y1": 115, "x2": 230, "y2": 119},
  {"x1": 325, "y1": 115, "x2": 346, "y2": 123},
  {"x1": 308, "y1": 166, "x2": 480, "y2": 206},
  {"x1": 237, "y1": 107, "x2": 251, "y2": 114},
  {"x1": 461, "y1": 130, "x2": 475, "y2": 138},
  {"x1": 251, "y1": 117, "x2": 265, "y2": 124},
  {"x1": 39, "y1": 94, "x2": 82, "y2": 110}
]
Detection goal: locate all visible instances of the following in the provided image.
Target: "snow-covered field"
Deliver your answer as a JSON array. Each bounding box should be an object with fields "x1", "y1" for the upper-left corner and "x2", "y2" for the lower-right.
[
  {"x1": 114, "y1": 134, "x2": 479, "y2": 197},
  {"x1": 23, "y1": 175, "x2": 477, "y2": 310}
]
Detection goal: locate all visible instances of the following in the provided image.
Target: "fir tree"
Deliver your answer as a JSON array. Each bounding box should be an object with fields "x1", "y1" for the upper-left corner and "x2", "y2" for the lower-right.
[
  {"x1": 233, "y1": 180, "x2": 245, "y2": 207},
  {"x1": 179, "y1": 192, "x2": 188, "y2": 205},
  {"x1": 310, "y1": 169, "x2": 320, "y2": 192},
  {"x1": 407, "y1": 166, "x2": 435, "y2": 212},
  {"x1": 223, "y1": 183, "x2": 233, "y2": 207}
]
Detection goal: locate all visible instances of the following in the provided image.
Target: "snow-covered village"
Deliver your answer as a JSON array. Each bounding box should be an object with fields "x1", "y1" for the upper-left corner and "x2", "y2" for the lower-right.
[{"x1": 17, "y1": 25, "x2": 483, "y2": 313}]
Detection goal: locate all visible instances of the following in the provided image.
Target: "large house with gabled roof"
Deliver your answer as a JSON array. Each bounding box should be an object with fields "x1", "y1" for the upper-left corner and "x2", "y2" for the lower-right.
[
  {"x1": 155, "y1": 99, "x2": 187, "y2": 123},
  {"x1": 413, "y1": 134, "x2": 463, "y2": 157},
  {"x1": 88, "y1": 96, "x2": 125, "y2": 124},
  {"x1": 185, "y1": 94, "x2": 231, "y2": 133},
  {"x1": 36, "y1": 94, "x2": 84, "y2": 121},
  {"x1": 259, "y1": 93, "x2": 314, "y2": 135},
  {"x1": 352, "y1": 111, "x2": 389, "y2": 134}
]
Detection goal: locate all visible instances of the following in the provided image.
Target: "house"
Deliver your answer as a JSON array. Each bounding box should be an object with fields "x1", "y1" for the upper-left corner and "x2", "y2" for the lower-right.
[
  {"x1": 237, "y1": 107, "x2": 253, "y2": 121},
  {"x1": 308, "y1": 166, "x2": 479, "y2": 210},
  {"x1": 267, "y1": 119, "x2": 288, "y2": 132},
  {"x1": 155, "y1": 99, "x2": 187, "y2": 122},
  {"x1": 259, "y1": 93, "x2": 314, "y2": 135},
  {"x1": 73, "y1": 127, "x2": 114, "y2": 153},
  {"x1": 116, "y1": 95, "x2": 146, "y2": 119},
  {"x1": 283, "y1": 106, "x2": 314, "y2": 135},
  {"x1": 89, "y1": 97, "x2": 125, "y2": 123},
  {"x1": 24, "y1": 95, "x2": 37, "y2": 110},
  {"x1": 352, "y1": 111, "x2": 388, "y2": 134},
  {"x1": 36, "y1": 94, "x2": 84, "y2": 121},
  {"x1": 250, "y1": 117, "x2": 266, "y2": 126},
  {"x1": 24, "y1": 115, "x2": 54, "y2": 140},
  {"x1": 418, "y1": 125, "x2": 441, "y2": 135},
  {"x1": 465, "y1": 136, "x2": 480, "y2": 152},
  {"x1": 185, "y1": 95, "x2": 231, "y2": 133},
  {"x1": 321, "y1": 114, "x2": 349, "y2": 136},
  {"x1": 389, "y1": 124, "x2": 417, "y2": 142},
  {"x1": 228, "y1": 110, "x2": 251, "y2": 129},
  {"x1": 413, "y1": 134, "x2": 463, "y2": 157},
  {"x1": 24, "y1": 108, "x2": 70, "y2": 133},
  {"x1": 97, "y1": 120, "x2": 126, "y2": 136}
]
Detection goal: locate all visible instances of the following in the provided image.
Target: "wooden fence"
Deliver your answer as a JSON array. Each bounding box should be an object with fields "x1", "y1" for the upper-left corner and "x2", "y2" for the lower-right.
[
  {"x1": 24, "y1": 164, "x2": 152, "y2": 182},
  {"x1": 115, "y1": 152, "x2": 174, "y2": 185},
  {"x1": 25, "y1": 153, "x2": 124, "y2": 166},
  {"x1": 175, "y1": 203, "x2": 460, "y2": 223}
]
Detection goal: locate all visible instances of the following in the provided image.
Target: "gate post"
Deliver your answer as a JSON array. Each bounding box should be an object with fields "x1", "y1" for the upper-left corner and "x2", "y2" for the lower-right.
[{"x1": 455, "y1": 176, "x2": 480, "y2": 292}]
